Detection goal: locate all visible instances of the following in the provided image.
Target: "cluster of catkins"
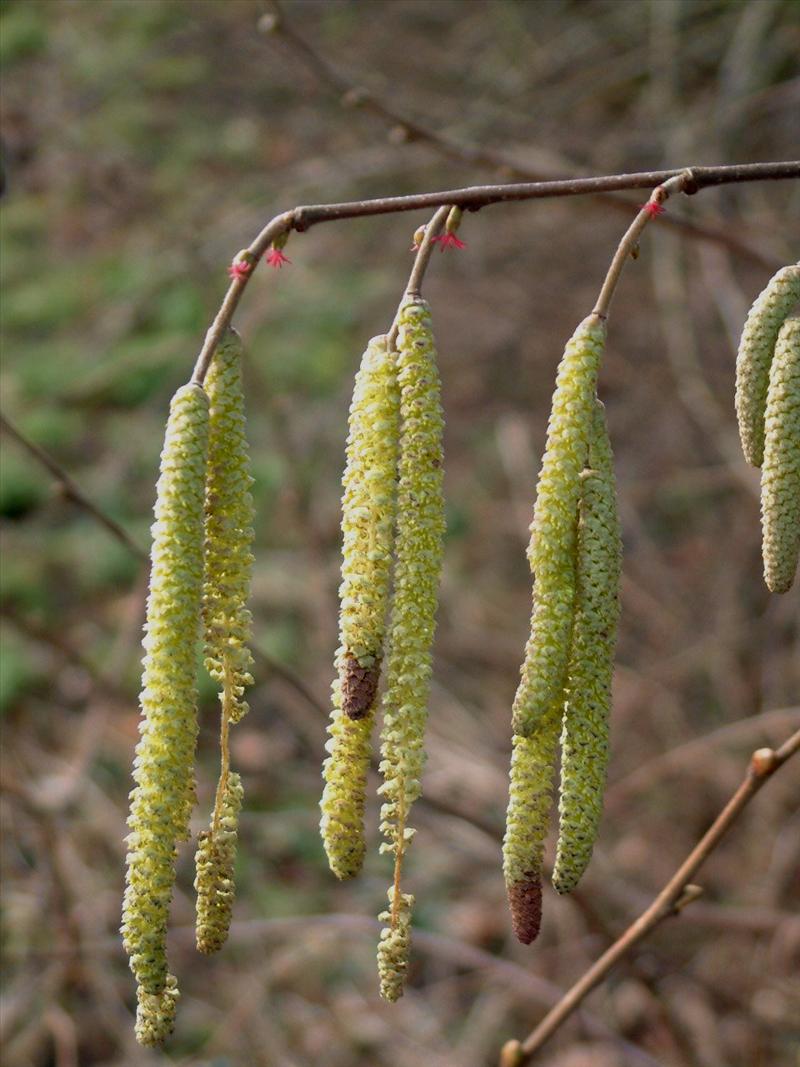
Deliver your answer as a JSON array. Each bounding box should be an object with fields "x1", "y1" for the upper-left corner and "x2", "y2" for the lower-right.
[
  {"x1": 502, "y1": 314, "x2": 622, "y2": 943},
  {"x1": 121, "y1": 331, "x2": 254, "y2": 1045},
  {"x1": 320, "y1": 298, "x2": 445, "y2": 1001},
  {"x1": 735, "y1": 263, "x2": 800, "y2": 594}
]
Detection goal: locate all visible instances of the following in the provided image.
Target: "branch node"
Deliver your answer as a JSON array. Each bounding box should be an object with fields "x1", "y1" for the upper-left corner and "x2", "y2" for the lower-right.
[
  {"x1": 499, "y1": 1039, "x2": 524, "y2": 1067},
  {"x1": 672, "y1": 883, "x2": 704, "y2": 914},
  {"x1": 751, "y1": 747, "x2": 777, "y2": 777}
]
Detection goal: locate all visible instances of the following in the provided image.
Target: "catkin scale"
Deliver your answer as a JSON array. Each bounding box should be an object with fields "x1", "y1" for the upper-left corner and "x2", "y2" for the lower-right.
[
  {"x1": 512, "y1": 315, "x2": 607, "y2": 738},
  {"x1": 735, "y1": 264, "x2": 800, "y2": 468},
  {"x1": 320, "y1": 336, "x2": 400, "y2": 879},
  {"x1": 377, "y1": 299, "x2": 445, "y2": 999},
  {"x1": 122, "y1": 383, "x2": 209, "y2": 999},
  {"x1": 552, "y1": 400, "x2": 621, "y2": 894},
  {"x1": 761, "y1": 317, "x2": 800, "y2": 593}
]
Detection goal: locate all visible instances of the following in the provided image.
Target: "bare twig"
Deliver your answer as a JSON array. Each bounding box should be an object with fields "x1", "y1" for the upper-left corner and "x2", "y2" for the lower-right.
[
  {"x1": 188, "y1": 161, "x2": 800, "y2": 387},
  {"x1": 500, "y1": 728, "x2": 800, "y2": 1066},
  {"x1": 261, "y1": 2, "x2": 780, "y2": 270},
  {"x1": 0, "y1": 411, "x2": 148, "y2": 562}
]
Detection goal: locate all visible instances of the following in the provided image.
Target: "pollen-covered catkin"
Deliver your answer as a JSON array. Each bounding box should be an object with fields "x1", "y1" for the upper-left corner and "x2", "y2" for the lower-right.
[
  {"x1": 502, "y1": 705, "x2": 562, "y2": 944},
  {"x1": 735, "y1": 264, "x2": 800, "y2": 468},
  {"x1": 512, "y1": 315, "x2": 607, "y2": 738},
  {"x1": 195, "y1": 772, "x2": 244, "y2": 953},
  {"x1": 320, "y1": 336, "x2": 400, "y2": 879},
  {"x1": 122, "y1": 383, "x2": 209, "y2": 997},
  {"x1": 377, "y1": 889, "x2": 414, "y2": 1002},
  {"x1": 553, "y1": 400, "x2": 621, "y2": 894},
  {"x1": 202, "y1": 329, "x2": 255, "y2": 725},
  {"x1": 338, "y1": 335, "x2": 401, "y2": 719},
  {"x1": 135, "y1": 973, "x2": 180, "y2": 1047},
  {"x1": 378, "y1": 298, "x2": 445, "y2": 998},
  {"x1": 761, "y1": 317, "x2": 800, "y2": 593}
]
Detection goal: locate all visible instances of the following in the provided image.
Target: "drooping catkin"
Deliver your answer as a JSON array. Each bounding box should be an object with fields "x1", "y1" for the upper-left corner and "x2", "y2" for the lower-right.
[
  {"x1": 202, "y1": 329, "x2": 255, "y2": 725},
  {"x1": 377, "y1": 298, "x2": 445, "y2": 999},
  {"x1": 195, "y1": 330, "x2": 254, "y2": 951},
  {"x1": 512, "y1": 315, "x2": 607, "y2": 738},
  {"x1": 195, "y1": 772, "x2": 244, "y2": 953},
  {"x1": 502, "y1": 706, "x2": 562, "y2": 944},
  {"x1": 735, "y1": 264, "x2": 800, "y2": 468},
  {"x1": 338, "y1": 335, "x2": 401, "y2": 719},
  {"x1": 761, "y1": 317, "x2": 800, "y2": 594},
  {"x1": 553, "y1": 400, "x2": 621, "y2": 894},
  {"x1": 320, "y1": 335, "x2": 400, "y2": 879},
  {"x1": 122, "y1": 383, "x2": 209, "y2": 998},
  {"x1": 135, "y1": 973, "x2": 180, "y2": 1047},
  {"x1": 377, "y1": 889, "x2": 414, "y2": 1002}
]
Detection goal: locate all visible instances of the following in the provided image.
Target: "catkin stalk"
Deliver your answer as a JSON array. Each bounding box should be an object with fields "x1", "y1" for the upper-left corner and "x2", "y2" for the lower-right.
[
  {"x1": 320, "y1": 335, "x2": 400, "y2": 879},
  {"x1": 553, "y1": 400, "x2": 621, "y2": 894},
  {"x1": 735, "y1": 264, "x2": 800, "y2": 468},
  {"x1": 122, "y1": 383, "x2": 209, "y2": 999},
  {"x1": 377, "y1": 299, "x2": 445, "y2": 1000},
  {"x1": 761, "y1": 317, "x2": 800, "y2": 593},
  {"x1": 512, "y1": 315, "x2": 607, "y2": 738}
]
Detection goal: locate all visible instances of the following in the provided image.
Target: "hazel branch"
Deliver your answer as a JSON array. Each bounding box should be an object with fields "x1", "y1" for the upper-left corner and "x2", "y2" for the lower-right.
[
  {"x1": 593, "y1": 171, "x2": 692, "y2": 320},
  {"x1": 260, "y1": 2, "x2": 781, "y2": 270},
  {"x1": 501, "y1": 727, "x2": 800, "y2": 1067},
  {"x1": 187, "y1": 161, "x2": 798, "y2": 389}
]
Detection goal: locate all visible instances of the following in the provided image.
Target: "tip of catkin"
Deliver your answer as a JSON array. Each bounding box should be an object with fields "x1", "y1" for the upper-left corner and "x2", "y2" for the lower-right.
[
  {"x1": 507, "y1": 874, "x2": 543, "y2": 945},
  {"x1": 340, "y1": 654, "x2": 381, "y2": 720}
]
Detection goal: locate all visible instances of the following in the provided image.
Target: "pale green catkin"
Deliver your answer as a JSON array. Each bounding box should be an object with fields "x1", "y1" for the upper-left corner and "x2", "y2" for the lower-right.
[
  {"x1": 122, "y1": 383, "x2": 209, "y2": 998},
  {"x1": 512, "y1": 315, "x2": 607, "y2": 738},
  {"x1": 735, "y1": 263, "x2": 800, "y2": 468},
  {"x1": 135, "y1": 973, "x2": 180, "y2": 1047},
  {"x1": 202, "y1": 330, "x2": 255, "y2": 725},
  {"x1": 761, "y1": 317, "x2": 800, "y2": 594},
  {"x1": 377, "y1": 299, "x2": 445, "y2": 999},
  {"x1": 338, "y1": 335, "x2": 401, "y2": 719},
  {"x1": 320, "y1": 336, "x2": 400, "y2": 879},
  {"x1": 502, "y1": 706, "x2": 562, "y2": 944},
  {"x1": 553, "y1": 400, "x2": 622, "y2": 894},
  {"x1": 195, "y1": 772, "x2": 244, "y2": 953},
  {"x1": 377, "y1": 889, "x2": 414, "y2": 1002}
]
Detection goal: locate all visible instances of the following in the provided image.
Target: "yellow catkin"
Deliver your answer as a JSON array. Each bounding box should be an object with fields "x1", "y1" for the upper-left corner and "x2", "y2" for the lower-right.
[
  {"x1": 512, "y1": 315, "x2": 607, "y2": 738},
  {"x1": 553, "y1": 400, "x2": 621, "y2": 894},
  {"x1": 502, "y1": 707, "x2": 562, "y2": 944},
  {"x1": 195, "y1": 772, "x2": 244, "y2": 953},
  {"x1": 377, "y1": 299, "x2": 445, "y2": 999},
  {"x1": 735, "y1": 263, "x2": 800, "y2": 468},
  {"x1": 320, "y1": 336, "x2": 400, "y2": 879},
  {"x1": 122, "y1": 383, "x2": 209, "y2": 998},
  {"x1": 338, "y1": 335, "x2": 401, "y2": 719},
  {"x1": 135, "y1": 973, "x2": 180, "y2": 1047},
  {"x1": 761, "y1": 317, "x2": 800, "y2": 593},
  {"x1": 202, "y1": 329, "x2": 255, "y2": 725},
  {"x1": 377, "y1": 889, "x2": 414, "y2": 1002}
]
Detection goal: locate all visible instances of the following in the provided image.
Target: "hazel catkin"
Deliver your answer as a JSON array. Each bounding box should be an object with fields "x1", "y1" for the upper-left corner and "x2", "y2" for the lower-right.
[
  {"x1": 511, "y1": 315, "x2": 607, "y2": 738},
  {"x1": 761, "y1": 317, "x2": 800, "y2": 593},
  {"x1": 552, "y1": 399, "x2": 621, "y2": 894},
  {"x1": 122, "y1": 383, "x2": 209, "y2": 998},
  {"x1": 195, "y1": 772, "x2": 244, "y2": 954},
  {"x1": 320, "y1": 335, "x2": 400, "y2": 879},
  {"x1": 135, "y1": 973, "x2": 180, "y2": 1047},
  {"x1": 735, "y1": 264, "x2": 800, "y2": 468},
  {"x1": 377, "y1": 298, "x2": 445, "y2": 998},
  {"x1": 202, "y1": 329, "x2": 255, "y2": 725}
]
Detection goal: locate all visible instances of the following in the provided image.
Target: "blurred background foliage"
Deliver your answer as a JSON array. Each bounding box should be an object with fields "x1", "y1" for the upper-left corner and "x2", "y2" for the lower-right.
[{"x1": 1, "y1": 1, "x2": 799, "y2": 1065}]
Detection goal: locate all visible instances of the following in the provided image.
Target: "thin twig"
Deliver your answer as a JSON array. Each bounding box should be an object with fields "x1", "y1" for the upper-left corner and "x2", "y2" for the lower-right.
[
  {"x1": 386, "y1": 205, "x2": 450, "y2": 349},
  {"x1": 188, "y1": 161, "x2": 799, "y2": 387},
  {"x1": 261, "y1": 2, "x2": 780, "y2": 270},
  {"x1": 593, "y1": 172, "x2": 691, "y2": 319},
  {"x1": 0, "y1": 411, "x2": 148, "y2": 563},
  {"x1": 500, "y1": 728, "x2": 800, "y2": 1066}
]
